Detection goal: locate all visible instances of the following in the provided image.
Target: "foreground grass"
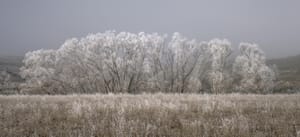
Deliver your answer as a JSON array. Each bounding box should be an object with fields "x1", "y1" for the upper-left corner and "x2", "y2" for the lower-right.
[{"x1": 0, "y1": 94, "x2": 300, "y2": 137}]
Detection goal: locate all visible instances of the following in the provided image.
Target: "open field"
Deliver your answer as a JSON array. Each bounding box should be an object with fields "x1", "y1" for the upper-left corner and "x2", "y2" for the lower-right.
[{"x1": 0, "y1": 94, "x2": 300, "y2": 137}]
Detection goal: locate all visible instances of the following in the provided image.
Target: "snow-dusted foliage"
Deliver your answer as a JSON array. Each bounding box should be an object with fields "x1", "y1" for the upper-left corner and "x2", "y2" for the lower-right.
[
  {"x1": 233, "y1": 43, "x2": 276, "y2": 93},
  {"x1": 20, "y1": 31, "x2": 276, "y2": 94}
]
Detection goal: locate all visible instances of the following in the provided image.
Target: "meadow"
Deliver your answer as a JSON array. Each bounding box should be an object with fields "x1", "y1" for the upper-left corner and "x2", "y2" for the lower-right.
[{"x1": 0, "y1": 94, "x2": 299, "y2": 137}]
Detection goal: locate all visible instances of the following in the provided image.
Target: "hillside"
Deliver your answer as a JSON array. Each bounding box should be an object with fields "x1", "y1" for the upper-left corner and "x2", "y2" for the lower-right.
[
  {"x1": 268, "y1": 55, "x2": 300, "y2": 81},
  {"x1": 0, "y1": 56, "x2": 23, "y2": 73}
]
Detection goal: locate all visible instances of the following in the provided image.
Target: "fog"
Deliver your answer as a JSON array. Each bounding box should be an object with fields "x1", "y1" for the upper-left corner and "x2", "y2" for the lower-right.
[{"x1": 0, "y1": 0, "x2": 299, "y2": 58}]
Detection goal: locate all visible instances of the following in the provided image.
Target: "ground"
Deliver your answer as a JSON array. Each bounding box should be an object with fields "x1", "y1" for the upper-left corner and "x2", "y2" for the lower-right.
[{"x1": 0, "y1": 94, "x2": 300, "y2": 137}]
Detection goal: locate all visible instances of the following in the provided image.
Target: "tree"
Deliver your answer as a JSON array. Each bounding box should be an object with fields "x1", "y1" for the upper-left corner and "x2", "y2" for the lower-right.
[
  {"x1": 146, "y1": 33, "x2": 208, "y2": 93},
  {"x1": 163, "y1": 33, "x2": 201, "y2": 93},
  {"x1": 20, "y1": 49, "x2": 58, "y2": 94},
  {"x1": 199, "y1": 39, "x2": 232, "y2": 93},
  {"x1": 233, "y1": 43, "x2": 275, "y2": 93}
]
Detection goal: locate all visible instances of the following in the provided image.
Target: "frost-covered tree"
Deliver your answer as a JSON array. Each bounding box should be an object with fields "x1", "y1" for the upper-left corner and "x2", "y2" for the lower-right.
[
  {"x1": 200, "y1": 39, "x2": 232, "y2": 93},
  {"x1": 146, "y1": 33, "x2": 210, "y2": 93},
  {"x1": 146, "y1": 33, "x2": 200, "y2": 93},
  {"x1": 233, "y1": 43, "x2": 275, "y2": 93},
  {"x1": 20, "y1": 49, "x2": 58, "y2": 94},
  {"x1": 166, "y1": 33, "x2": 203, "y2": 93},
  {"x1": 96, "y1": 32, "x2": 156, "y2": 93}
]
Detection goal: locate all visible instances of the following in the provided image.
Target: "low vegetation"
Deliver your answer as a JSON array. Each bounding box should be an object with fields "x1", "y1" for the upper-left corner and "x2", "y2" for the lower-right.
[{"x1": 1, "y1": 94, "x2": 299, "y2": 137}]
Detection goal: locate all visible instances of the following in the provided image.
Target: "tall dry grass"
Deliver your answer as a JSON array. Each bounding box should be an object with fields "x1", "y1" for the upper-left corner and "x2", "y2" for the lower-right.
[{"x1": 0, "y1": 93, "x2": 299, "y2": 137}]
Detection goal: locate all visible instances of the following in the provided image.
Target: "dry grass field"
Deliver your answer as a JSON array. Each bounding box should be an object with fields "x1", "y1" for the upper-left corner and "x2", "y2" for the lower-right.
[{"x1": 0, "y1": 94, "x2": 300, "y2": 137}]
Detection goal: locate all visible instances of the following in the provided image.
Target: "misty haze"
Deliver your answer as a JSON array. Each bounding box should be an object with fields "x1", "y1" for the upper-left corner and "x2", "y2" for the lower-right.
[{"x1": 0, "y1": 0, "x2": 299, "y2": 137}]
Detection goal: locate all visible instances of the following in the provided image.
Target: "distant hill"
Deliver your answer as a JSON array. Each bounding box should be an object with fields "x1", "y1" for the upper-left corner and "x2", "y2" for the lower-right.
[
  {"x1": 0, "y1": 56, "x2": 23, "y2": 73},
  {"x1": 268, "y1": 55, "x2": 300, "y2": 81}
]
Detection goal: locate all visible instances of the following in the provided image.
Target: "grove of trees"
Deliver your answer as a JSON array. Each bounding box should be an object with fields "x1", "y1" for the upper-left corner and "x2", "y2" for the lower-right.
[{"x1": 19, "y1": 31, "x2": 276, "y2": 94}]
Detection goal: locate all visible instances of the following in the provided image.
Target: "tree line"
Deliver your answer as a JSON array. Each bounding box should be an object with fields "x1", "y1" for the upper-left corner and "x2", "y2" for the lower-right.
[{"x1": 18, "y1": 31, "x2": 276, "y2": 94}]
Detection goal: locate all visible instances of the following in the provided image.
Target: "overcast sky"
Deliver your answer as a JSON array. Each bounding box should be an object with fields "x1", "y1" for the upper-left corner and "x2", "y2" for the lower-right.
[{"x1": 0, "y1": 0, "x2": 299, "y2": 58}]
